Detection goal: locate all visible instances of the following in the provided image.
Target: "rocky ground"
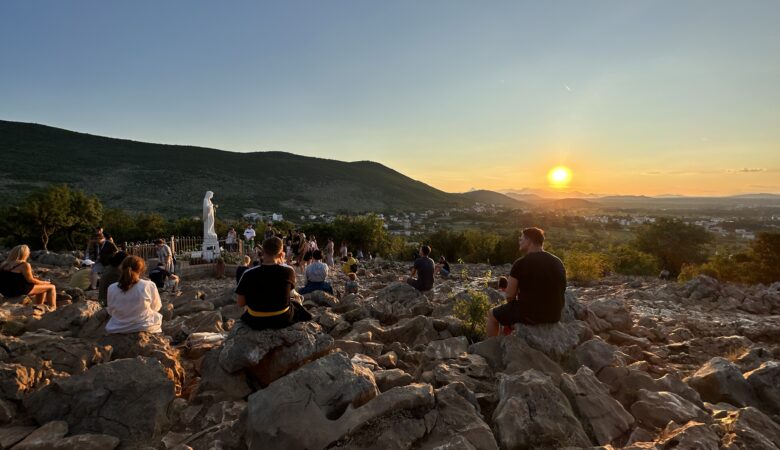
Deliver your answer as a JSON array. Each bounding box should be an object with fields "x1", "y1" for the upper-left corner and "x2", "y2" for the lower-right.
[{"x1": 1, "y1": 252, "x2": 779, "y2": 449}]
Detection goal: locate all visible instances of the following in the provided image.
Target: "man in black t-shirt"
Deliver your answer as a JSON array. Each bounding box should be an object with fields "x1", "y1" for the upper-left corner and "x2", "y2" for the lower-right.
[
  {"x1": 486, "y1": 227, "x2": 567, "y2": 337},
  {"x1": 407, "y1": 245, "x2": 435, "y2": 292},
  {"x1": 235, "y1": 236, "x2": 311, "y2": 330}
]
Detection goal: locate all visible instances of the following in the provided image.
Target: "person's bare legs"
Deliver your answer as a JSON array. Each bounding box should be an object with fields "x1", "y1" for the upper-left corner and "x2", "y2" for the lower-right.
[
  {"x1": 28, "y1": 284, "x2": 56, "y2": 309},
  {"x1": 486, "y1": 309, "x2": 500, "y2": 337}
]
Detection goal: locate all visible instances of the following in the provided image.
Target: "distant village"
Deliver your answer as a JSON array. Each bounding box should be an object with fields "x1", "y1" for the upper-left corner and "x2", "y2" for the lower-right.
[{"x1": 240, "y1": 200, "x2": 780, "y2": 242}]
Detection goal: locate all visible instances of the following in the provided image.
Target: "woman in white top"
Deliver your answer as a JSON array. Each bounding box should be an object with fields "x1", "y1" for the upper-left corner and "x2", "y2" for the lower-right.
[{"x1": 106, "y1": 255, "x2": 162, "y2": 334}]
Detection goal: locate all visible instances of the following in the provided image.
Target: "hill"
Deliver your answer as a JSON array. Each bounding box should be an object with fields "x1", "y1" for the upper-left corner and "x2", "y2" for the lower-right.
[
  {"x1": 459, "y1": 190, "x2": 530, "y2": 209},
  {"x1": 0, "y1": 120, "x2": 469, "y2": 217}
]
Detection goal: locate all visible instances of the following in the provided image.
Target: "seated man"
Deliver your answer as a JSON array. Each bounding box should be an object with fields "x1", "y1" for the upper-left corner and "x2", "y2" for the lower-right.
[
  {"x1": 298, "y1": 249, "x2": 333, "y2": 295},
  {"x1": 149, "y1": 262, "x2": 180, "y2": 293},
  {"x1": 235, "y1": 237, "x2": 312, "y2": 330},
  {"x1": 486, "y1": 227, "x2": 567, "y2": 337},
  {"x1": 407, "y1": 245, "x2": 435, "y2": 292},
  {"x1": 435, "y1": 256, "x2": 451, "y2": 277}
]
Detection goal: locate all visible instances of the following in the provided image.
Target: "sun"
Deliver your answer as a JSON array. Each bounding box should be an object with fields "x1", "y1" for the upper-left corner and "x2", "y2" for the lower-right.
[{"x1": 547, "y1": 166, "x2": 573, "y2": 188}]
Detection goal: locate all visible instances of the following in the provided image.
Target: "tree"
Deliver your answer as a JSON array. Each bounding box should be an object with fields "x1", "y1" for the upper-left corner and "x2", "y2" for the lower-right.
[
  {"x1": 20, "y1": 185, "x2": 102, "y2": 250},
  {"x1": 748, "y1": 232, "x2": 780, "y2": 284},
  {"x1": 632, "y1": 218, "x2": 712, "y2": 276}
]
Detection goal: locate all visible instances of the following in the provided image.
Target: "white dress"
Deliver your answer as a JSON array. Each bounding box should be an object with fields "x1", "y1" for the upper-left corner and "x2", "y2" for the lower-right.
[{"x1": 106, "y1": 279, "x2": 163, "y2": 334}]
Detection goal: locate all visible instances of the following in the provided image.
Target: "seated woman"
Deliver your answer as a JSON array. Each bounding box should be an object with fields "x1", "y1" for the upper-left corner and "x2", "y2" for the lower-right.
[
  {"x1": 235, "y1": 237, "x2": 311, "y2": 330},
  {"x1": 105, "y1": 256, "x2": 162, "y2": 334},
  {"x1": 0, "y1": 245, "x2": 57, "y2": 309},
  {"x1": 298, "y1": 250, "x2": 333, "y2": 295},
  {"x1": 436, "y1": 256, "x2": 451, "y2": 277}
]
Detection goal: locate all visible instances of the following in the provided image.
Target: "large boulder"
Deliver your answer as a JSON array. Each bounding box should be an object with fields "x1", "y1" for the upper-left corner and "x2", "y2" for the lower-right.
[
  {"x1": 97, "y1": 331, "x2": 185, "y2": 394},
  {"x1": 744, "y1": 361, "x2": 780, "y2": 416},
  {"x1": 245, "y1": 351, "x2": 380, "y2": 449},
  {"x1": 717, "y1": 407, "x2": 780, "y2": 449},
  {"x1": 0, "y1": 362, "x2": 46, "y2": 400},
  {"x1": 587, "y1": 297, "x2": 633, "y2": 332},
  {"x1": 629, "y1": 389, "x2": 709, "y2": 430},
  {"x1": 575, "y1": 338, "x2": 626, "y2": 375},
  {"x1": 196, "y1": 347, "x2": 252, "y2": 400},
  {"x1": 32, "y1": 252, "x2": 79, "y2": 267},
  {"x1": 492, "y1": 369, "x2": 590, "y2": 449},
  {"x1": 501, "y1": 336, "x2": 564, "y2": 383},
  {"x1": 0, "y1": 332, "x2": 111, "y2": 376},
  {"x1": 372, "y1": 283, "x2": 433, "y2": 319},
  {"x1": 25, "y1": 301, "x2": 104, "y2": 335},
  {"x1": 415, "y1": 382, "x2": 498, "y2": 450},
  {"x1": 560, "y1": 366, "x2": 634, "y2": 445},
  {"x1": 657, "y1": 421, "x2": 719, "y2": 450},
  {"x1": 686, "y1": 357, "x2": 757, "y2": 407},
  {"x1": 512, "y1": 320, "x2": 592, "y2": 366},
  {"x1": 24, "y1": 357, "x2": 175, "y2": 446},
  {"x1": 218, "y1": 321, "x2": 334, "y2": 386},
  {"x1": 376, "y1": 316, "x2": 440, "y2": 347}
]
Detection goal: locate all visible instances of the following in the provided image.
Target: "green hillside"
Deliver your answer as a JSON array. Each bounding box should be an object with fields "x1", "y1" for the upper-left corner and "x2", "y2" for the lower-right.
[
  {"x1": 460, "y1": 190, "x2": 530, "y2": 209},
  {"x1": 0, "y1": 120, "x2": 470, "y2": 217}
]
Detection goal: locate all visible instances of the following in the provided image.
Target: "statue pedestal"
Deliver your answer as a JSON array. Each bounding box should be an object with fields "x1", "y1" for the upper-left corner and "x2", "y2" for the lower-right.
[{"x1": 202, "y1": 236, "x2": 220, "y2": 262}]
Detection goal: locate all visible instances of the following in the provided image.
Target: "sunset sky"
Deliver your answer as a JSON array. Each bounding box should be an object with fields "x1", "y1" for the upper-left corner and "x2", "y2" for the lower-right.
[{"x1": 1, "y1": 1, "x2": 778, "y2": 196}]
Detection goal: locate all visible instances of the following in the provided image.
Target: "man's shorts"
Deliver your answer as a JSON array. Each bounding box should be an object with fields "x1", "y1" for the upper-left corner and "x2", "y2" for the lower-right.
[{"x1": 491, "y1": 301, "x2": 538, "y2": 326}]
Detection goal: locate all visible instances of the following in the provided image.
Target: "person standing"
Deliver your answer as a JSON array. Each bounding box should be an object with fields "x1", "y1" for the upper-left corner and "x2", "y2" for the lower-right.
[
  {"x1": 325, "y1": 238, "x2": 335, "y2": 267},
  {"x1": 339, "y1": 241, "x2": 348, "y2": 260},
  {"x1": 243, "y1": 224, "x2": 256, "y2": 251},
  {"x1": 155, "y1": 239, "x2": 174, "y2": 274},
  {"x1": 226, "y1": 227, "x2": 238, "y2": 252},
  {"x1": 486, "y1": 227, "x2": 567, "y2": 337},
  {"x1": 88, "y1": 232, "x2": 108, "y2": 290}
]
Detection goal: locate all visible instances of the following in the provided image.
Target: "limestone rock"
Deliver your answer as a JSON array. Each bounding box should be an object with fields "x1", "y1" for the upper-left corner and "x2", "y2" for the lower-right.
[
  {"x1": 24, "y1": 357, "x2": 175, "y2": 446},
  {"x1": 1, "y1": 332, "x2": 111, "y2": 376},
  {"x1": 657, "y1": 421, "x2": 719, "y2": 450},
  {"x1": 744, "y1": 360, "x2": 780, "y2": 415},
  {"x1": 373, "y1": 283, "x2": 433, "y2": 318},
  {"x1": 25, "y1": 301, "x2": 104, "y2": 335},
  {"x1": 512, "y1": 319, "x2": 592, "y2": 365},
  {"x1": 374, "y1": 368, "x2": 413, "y2": 392},
  {"x1": 196, "y1": 347, "x2": 252, "y2": 400},
  {"x1": 575, "y1": 337, "x2": 626, "y2": 375},
  {"x1": 416, "y1": 382, "x2": 498, "y2": 450},
  {"x1": 717, "y1": 407, "x2": 780, "y2": 449},
  {"x1": 218, "y1": 321, "x2": 334, "y2": 386},
  {"x1": 630, "y1": 389, "x2": 709, "y2": 430},
  {"x1": 423, "y1": 336, "x2": 468, "y2": 362},
  {"x1": 98, "y1": 331, "x2": 185, "y2": 394},
  {"x1": 377, "y1": 316, "x2": 439, "y2": 347},
  {"x1": 686, "y1": 357, "x2": 757, "y2": 407},
  {"x1": 501, "y1": 336, "x2": 564, "y2": 383},
  {"x1": 50, "y1": 433, "x2": 121, "y2": 449},
  {"x1": 560, "y1": 366, "x2": 634, "y2": 445},
  {"x1": 245, "y1": 352, "x2": 382, "y2": 449},
  {"x1": 492, "y1": 369, "x2": 590, "y2": 449},
  {"x1": 12, "y1": 420, "x2": 68, "y2": 450},
  {"x1": 588, "y1": 297, "x2": 633, "y2": 332}
]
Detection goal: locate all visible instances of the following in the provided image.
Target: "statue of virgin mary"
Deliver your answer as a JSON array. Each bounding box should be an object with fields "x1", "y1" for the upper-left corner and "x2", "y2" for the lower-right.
[{"x1": 203, "y1": 191, "x2": 218, "y2": 242}]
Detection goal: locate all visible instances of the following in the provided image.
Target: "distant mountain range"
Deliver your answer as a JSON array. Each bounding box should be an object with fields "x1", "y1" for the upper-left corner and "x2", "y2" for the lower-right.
[{"x1": 1, "y1": 120, "x2": 777, "y2": 218}]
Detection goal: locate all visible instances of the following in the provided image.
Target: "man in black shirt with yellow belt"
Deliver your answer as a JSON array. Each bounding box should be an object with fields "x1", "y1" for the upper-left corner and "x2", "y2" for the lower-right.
[
  {"x1": 235, "y1": 237, "x2": 311, "y2": 330},
  {"x1": 486, "y1": 227, "x2": 567, "y2": 337}
]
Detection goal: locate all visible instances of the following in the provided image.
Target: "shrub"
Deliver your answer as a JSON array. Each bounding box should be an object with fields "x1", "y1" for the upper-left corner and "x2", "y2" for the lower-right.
[
  {"x1": 609, "y1": 245, "x2": 659, "y2": 276},
  {"x1": 453, "y1": 289, "x2": 492, "y2": 342},
  {"x1": 565, "y1": 250, "x2": 610, "y2": 282}
]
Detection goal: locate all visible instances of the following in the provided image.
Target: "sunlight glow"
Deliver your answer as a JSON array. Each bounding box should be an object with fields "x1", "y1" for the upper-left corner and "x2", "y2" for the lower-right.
[{"x1": 548, "y1": 166, "x2": 573, "y2": 188}]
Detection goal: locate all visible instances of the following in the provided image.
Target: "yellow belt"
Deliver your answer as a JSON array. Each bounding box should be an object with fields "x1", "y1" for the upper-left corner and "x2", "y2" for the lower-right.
[{"x1": 246, "y1": 306, "x2": 290, "y2": 317}]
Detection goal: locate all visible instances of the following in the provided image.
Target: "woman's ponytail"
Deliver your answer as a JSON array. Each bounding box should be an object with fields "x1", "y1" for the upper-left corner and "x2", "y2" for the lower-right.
[{"x1": 118, "y1": 255, "x2": 145, "y2": 291}]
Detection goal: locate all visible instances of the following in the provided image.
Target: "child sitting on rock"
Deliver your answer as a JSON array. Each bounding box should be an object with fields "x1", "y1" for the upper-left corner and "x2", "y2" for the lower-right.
[{"x1": 345, "y1": 272, "x2": 360, "y2": 295}]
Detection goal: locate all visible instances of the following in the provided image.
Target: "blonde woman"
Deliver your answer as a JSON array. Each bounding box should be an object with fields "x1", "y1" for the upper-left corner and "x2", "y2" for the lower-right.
[
  {"x1": 0, "y1": 245, "x2": 57, "y2": 309},
  {"x1": 105, "y1": 255, "x2": 162, "y2": 334}
]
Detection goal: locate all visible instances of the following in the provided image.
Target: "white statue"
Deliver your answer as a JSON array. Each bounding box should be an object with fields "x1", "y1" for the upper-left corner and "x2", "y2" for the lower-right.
[
  {"x1": 203, "y1": 191, "x2": 218, "y2": 241},
  {"x1": 202, "y1": 191, "x2": 220, "y2": 260}
]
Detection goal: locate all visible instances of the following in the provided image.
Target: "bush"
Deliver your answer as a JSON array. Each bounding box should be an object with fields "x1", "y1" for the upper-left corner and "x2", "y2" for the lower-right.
[
  {"x1": 565, "y1": 250, "x2": 610, "y2": 282},
  {"x1": 633, "y1": 218, "x2": 712, "y2": 276},
  {"x1": 609, "y1": 245, "x2": 659, "y2": 276},
  {"x1": 677, "y1": 263, "x2": 719, "y2": 282},
  {"x1": 452, "y1": 290, "x2": 492, "y2": 342}
]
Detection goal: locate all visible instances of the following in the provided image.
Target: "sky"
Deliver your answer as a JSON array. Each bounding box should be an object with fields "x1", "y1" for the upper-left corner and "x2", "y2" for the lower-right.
[{"x1": 1, "y1": 1, "x2": 779, "y2": 196}]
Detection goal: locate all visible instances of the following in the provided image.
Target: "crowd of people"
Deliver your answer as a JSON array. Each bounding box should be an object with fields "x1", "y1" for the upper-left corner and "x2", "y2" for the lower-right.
[{"x1": 2, "y1": 221, "x2": 568, "y2": 341}]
